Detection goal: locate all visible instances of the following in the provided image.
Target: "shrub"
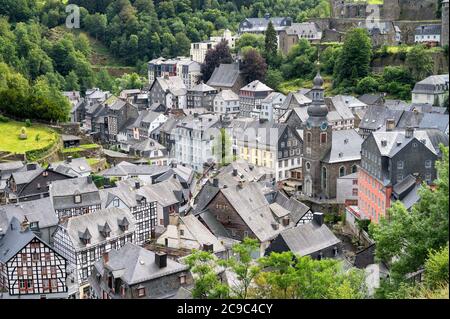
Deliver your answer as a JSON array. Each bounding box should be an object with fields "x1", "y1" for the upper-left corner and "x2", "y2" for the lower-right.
[
  {"x1": 0, "y1": 114, "x2": 9, "y2": 123},
  {"x1": 25, "y1": 119, "x2": 32, "y2": 127}
]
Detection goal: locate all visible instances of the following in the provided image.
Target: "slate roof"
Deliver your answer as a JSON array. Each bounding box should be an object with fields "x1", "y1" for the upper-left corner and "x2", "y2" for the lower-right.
[
  {"x1": 50, "y1": 176, "x2": 101, "y2": 210},
  {"x1": 0, "y1": 217, "x2": 37, "y2": 263},
  {"x1": 272, "y1": 191, "x2": 310, "y2": 224},
  {"x1": 359, "y1": 105, "x2": 403, "y2": 131},
  {"x1": 64, "y1": 207, "x2": 136, "y2": 250},
  {"x1": 156, "y1": 76, "x2": 187, "y2": 96},
  {"x1": 0, "y1": 197, "x2": 58, "y2": 230},
  {"x1": 220, "y1": 182, "x2": 286, "y2": 242},
  {"x1": 190, "y1": 82, "x2": 216, "y2": 93},
  {"x1": 393, "y1": 174, "x2": 417, "y2": 200},
  {"x1": 412, "y1": 74, "x2": 449, "y2": 94},
  {"x1": 240, "y1": 16, "x2": 292, "y2": 32},
  {"x1": 100, "y1": 162, "x2": 169, "y2": 178},
  {"x1": 93, "y1": 242, "x2": 188, "y2": 285},
  {"x1": 372, "y1": 129, "x2": 449, "y2": 158},
  {"x1": 418, "y1": 113, "x2": 449, "y2": 132},
  {"x1": 129, "y1": 138, "x2": 166, "y2": 153},
  {"x1": 142, "y1": 178, "x2": 184, "y2": 207},
  {"x1": 323, "y1": 130, "x2": 363, "y2": 163},
  {"x1": 197, "y1": 209, "x2": 230, "y2": 238},
  {"x1": 180, "y1": 214, "x2": 226, "y2": 253},
  {"x1": 415, "y1": 24, "x2": 442, "y2": 36},
  {"x1": 11, "y1": 166, "x2": 44, "y2": 185},
  {"x1": 193, "y1": 185, "x2": 220, "y2": 214},
  {"x1": 215, "y1": 89, "x2": 239, "y2": 101},
  {"x1": 278, "y1": 220, "x2": 340, "y2": 256},
  {"x1": 207, "y1": 63, "x2": 241, "y2": 88},
  {"x1": 327, "y1": 96, "x2": 356, "y2": 120},
  {"x1": 284, "y1": 22, "x2": 321, "y2": 37},
  {"x1": 61, "y1": 134, "x2": 82, "y2": 142},
  {"x1": 357, "y1": 94, "x2": 384, "y2": 106},
  {"x1": 0, "y1": 161, "x2": 24, "y2": 172},
  {"x1": 49, "y1": 158, "x2": 92, "y2": 177},
  {"x1": 240, "y1": 80, "x2": 273, "y2": 93}
]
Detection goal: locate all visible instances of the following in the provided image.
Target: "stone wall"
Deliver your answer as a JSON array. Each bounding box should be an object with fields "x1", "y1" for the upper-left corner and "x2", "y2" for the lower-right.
[{"x1": 329, "y1": 0, "x2": 438, "y2": 21}]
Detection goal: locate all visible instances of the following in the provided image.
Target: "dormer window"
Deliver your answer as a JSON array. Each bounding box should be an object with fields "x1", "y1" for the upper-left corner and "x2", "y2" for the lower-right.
[{"x1": 74, "y1": 195, "x2": 82, "y2": 204}]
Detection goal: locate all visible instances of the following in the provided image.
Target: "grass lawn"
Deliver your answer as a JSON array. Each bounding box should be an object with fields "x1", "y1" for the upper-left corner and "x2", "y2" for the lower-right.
[
  {"x1": 279, "y1": 76, "x2": 333, "y2": 95},
  {"x1": 62, "y1": 144, "x2": 100, "y2": 153},
  {"x1": 0, "y1": 121, "x2": 58, "y2": 154},
  {"x1": 86, "y1": 158, "x2": 102, "y2": 166}
]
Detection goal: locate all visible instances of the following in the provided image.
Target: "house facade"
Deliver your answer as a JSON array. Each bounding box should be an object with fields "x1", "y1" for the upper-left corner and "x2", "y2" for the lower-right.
[
  {"x1": 52, "y1": 207, "x2": 136, "y2": 298},
  {"x1": 239, "y1": 80, "x2": 274, "y2": 118},
  {"x1": 0, "y1": 217, "x2": 67, "y2": 299}
]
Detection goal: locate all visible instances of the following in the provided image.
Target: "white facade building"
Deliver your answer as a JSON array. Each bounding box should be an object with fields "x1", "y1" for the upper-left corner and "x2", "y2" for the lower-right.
[{"x1": 213, "y1": 90, "x2": 240, "y2": 115}]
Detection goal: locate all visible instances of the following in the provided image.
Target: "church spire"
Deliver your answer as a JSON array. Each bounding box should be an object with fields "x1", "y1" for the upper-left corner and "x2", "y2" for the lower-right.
[{"x1": 307, "y1": 57, "x2": 328, "y2": 118}]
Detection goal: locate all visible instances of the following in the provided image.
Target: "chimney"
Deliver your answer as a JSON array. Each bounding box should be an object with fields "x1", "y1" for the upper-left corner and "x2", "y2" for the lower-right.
[
  {"x1": 20, "y1": 217, "x2": 29, "y2": 233},
  {"x1": 135, "y1": 181, "x2": 140, "y2": 189},
  {"x1": 26, "y1": 163, "x2": 37, "y2": 171},
  {"x1": 173, "y1": 173, "x2": 177, "y2": 179},
  {"x1": 313, "y1": 212, "x2": 324, "y2": 226},
  {"x1": 249, "y1": 164, "x2": 254, "y2": 171},
  {"x1": 102, "y1": 252, "x2": 109, "y2": 264},
  {"x1": 87, "y1": 176, "x2": 93, "y2": 184},
  {"x1": 202, "y1": 243, "x2": 214, "y2": 252},
  {"x1": 212, "y1": 178, "x2": 219, "y2": 187},
  {"x1": 171, "y1": 162, "x2": 177, "y2": 168},
  {"x1": 193, "y1": 113, "x2": 199, "y2": 118},
  {"x1": 155, "y1": 252, "x2": 167, "y2": 268},
  {"x1": 386, "y1": 119, "x2": 395, "y2": 131},
  {"x1": 381, "y1": 139, "x2": 387, "y2": 147},
  {"x1": 405, "y1": 126, "x2": 414, "y2": 138},
  {"x1": 271, "y1": 221, "x2": 279, "y2": 230},
  {"x1": 237, "y1": 180, "x2": 244, "y2": 189},
  {"x1": 232, "y1": 168, "x2": 238, "y2": 176},
  {"x1": 67, "y1": 156, "x2": 73, "y2": 163},
  {"x1": 282, "y1": 216, "x2": 290, "y2": 226}
]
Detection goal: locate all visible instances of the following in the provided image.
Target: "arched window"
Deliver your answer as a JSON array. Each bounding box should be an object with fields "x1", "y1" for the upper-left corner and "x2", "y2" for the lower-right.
[
  {"x1": 306, "y1": 132, "x2": 311, "y2": 143},
  {"x1": 320, "y1": 132, "x2": 327, "y2": 144},
  {"x1": 321, "y1": 167, "x2": 327, "y2": 190},
  {"x1": 352, "y1": 165, "x2": 357, "y2": 173},
  {"x1": 339, "y1": 166, "x2": 346, "y2": 177}
]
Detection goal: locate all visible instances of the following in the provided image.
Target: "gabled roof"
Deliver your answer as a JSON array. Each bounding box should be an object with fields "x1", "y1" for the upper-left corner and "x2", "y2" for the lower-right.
[
  {"x1": 190, "y1": 82, "x2": 216, "y2": 93},
  {"x1": 278, "y1": 221, "x2": 341, "y2": 256},
  {"x1": 179, "y1": 214, "x2": 226, "y2": 253},
  {"x1": 0, "y1": 161, "x2": 24, "y2": 172},
  {"x1": 49, "y1": 158, "x2": 92, "y2": 177},
  {"x1": 323, "y1": 129, "x2": 363, "y2": 163},
  {"x1": 215, "y1": 89, "x2": 239, "y2": 101},
  {"x1": 0, "y1": 217, "x2": 37, "y2": 263},
  {"x1": 93, "y1": 243, "x2": 188, "y2": 285},
  {"x1": 11, "y1": 166, "x2": 44, "y2": 185},
  {"x1": 240, "y1": 80, "x2": 273, "y2": 93},
  {"x1": 412, "y1": 74, "x2": 449, "y2": 93},
  {"x1": 284, "y1": 22, "x2": 321, "y2": 36},
  {"x1": 272, "y1": 191, "x2": 310, "y2": 224},
  {"x1": 359, "y1": 105, "x2": 403, "y2": 131},
  {"x1": 220, "y1": 182, "x2": 286, "y2": 242},
  {"x1": 64, "y1": 207, "x2": 136, "y2": 250},
  {"x1": 371, "y1": 129, "x2": 449, "y2": 158},
  {"x1": 415, "y1": 24, "x2": 441, "y2": 36},
  {"x1": 155, "y1": 76, "x2": 187, "y2": 96},
  {"x1": 142, "y1": 178, "x2": 184, "y2": 207},
  {"x1": 0, "y1": 197, "x2": 58, "y2": 230},
  {"x1": 207, "y1": 63, "x2": 241, "y2": 88}
]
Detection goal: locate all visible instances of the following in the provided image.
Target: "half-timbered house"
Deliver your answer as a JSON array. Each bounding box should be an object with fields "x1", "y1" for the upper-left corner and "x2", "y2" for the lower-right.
[
  {"x1": 0, "y1": 217, "x2": 67, "y2": 299},
  {"x1": 50, "y1": 176, "x2": 101, "y2": 221},
  {"x1": 52, "y1": 207, "x2": 136, "y2": 299},
  {"x1": 100, "y1": 181, "x2": 157, "y2": 245}
]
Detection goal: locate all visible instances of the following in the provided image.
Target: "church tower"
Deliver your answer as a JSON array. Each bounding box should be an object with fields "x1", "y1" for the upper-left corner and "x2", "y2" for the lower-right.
[{"x1": 302, "y1": 70, "x2": 332, "y2": 198}]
